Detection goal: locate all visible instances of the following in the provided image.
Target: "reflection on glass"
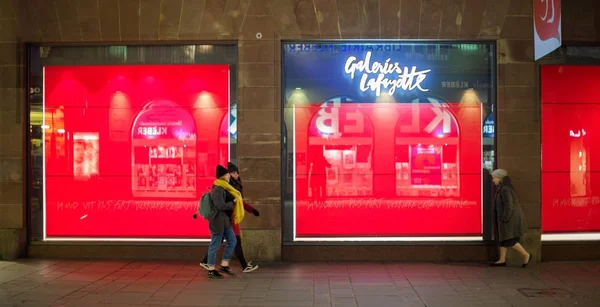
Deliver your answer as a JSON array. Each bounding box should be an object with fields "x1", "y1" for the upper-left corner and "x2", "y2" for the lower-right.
[
  {"x1": 73, "y1": 132, "x2": 99, "y2": 179},
  {"x1": 41, "y1": 65, "x2": 230, "y2": 239},
  {"x1": 293, "y1": 102, "x2": 482, "y2": 238},
  {"x1": 28, "y1": 44, "x2": 238, "y2": 242},
  {"x1": 131, "y1": 100, "x2": 197, "y2": 198},
  {"x1": 282, "y1": 42, "x2": 495, "y2": 240},
  {"x1": 569, "y1": 129, "x2": 589, "y2": 197},
  {"x1": 307, "y1": 103, "x2": 374, "y2": 200},
  {"x1": 395, "y1": 97, "x2": 460, "y2": 197},
  {"x1": 541, "y1": 65, "x2": 600, "y2": 234}
]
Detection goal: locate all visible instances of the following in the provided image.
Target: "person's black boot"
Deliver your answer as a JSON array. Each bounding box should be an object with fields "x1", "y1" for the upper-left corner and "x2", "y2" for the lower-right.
[
  {"x1": 207, "y1": 270, "x2": 223, "y2": 278},
  {"x1": 219, "y1": 266, "x2": 235, "y2": 276}
]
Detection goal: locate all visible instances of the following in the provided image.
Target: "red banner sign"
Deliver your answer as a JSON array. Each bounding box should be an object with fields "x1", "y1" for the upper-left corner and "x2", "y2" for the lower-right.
[{"x1": 534, "y1": 0, "x2": 562, "y2": 60}]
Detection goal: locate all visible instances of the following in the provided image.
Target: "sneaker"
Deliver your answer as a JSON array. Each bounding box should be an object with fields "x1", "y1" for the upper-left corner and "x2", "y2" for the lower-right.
[
  {"x1": 243, "y1": 263, "x2": 259, "y2": 273},
  {"x1": 207, "y1": 270, "x2": 223, "y2": 278},
  {"x1": 199, "y1": 262, "x2": 210, "y2": 270},
  {"x1": 219, "y1": 266, "x2": 235, "y2": 276}
]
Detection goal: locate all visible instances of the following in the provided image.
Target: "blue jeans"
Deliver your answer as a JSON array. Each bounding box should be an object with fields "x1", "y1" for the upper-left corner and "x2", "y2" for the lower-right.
[{"x1": 207, "y1": 227, "x2": 237, "y2": 266}]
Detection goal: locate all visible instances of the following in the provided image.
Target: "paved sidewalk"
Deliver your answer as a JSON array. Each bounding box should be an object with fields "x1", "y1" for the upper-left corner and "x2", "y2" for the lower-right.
[{"x1": 0, "y1": 260, "x2": 599, "y2": 307}]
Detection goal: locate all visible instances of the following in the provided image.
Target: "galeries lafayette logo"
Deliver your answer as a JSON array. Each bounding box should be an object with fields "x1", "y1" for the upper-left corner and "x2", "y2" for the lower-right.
[{"x1": 534, "y1": 0, "x2": 561, "y2": 41}]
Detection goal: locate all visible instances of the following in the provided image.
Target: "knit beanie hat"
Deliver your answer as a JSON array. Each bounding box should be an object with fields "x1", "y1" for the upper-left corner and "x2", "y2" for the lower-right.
[
  {"x1": 216, "y1": 165, "x2": 229, "y2": 179},
  {"x1": 228, "y1": 162, "x2": 239, "y2": 173},
  {"x1": 491, "y1": 169, "x2": 508, "y2": 179}
]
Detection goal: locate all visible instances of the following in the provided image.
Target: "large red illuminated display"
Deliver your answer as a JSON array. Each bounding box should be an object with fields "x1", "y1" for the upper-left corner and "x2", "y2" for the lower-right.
[
  {"x1": 542, "y1": 65, "x2": 600, "y2": 233},
  {"x1": 43, "y1": 65, "x2": 230, "y2": 239},
  {"x1": 293, "y1": 101, "x2": 482, "y2": 238}
]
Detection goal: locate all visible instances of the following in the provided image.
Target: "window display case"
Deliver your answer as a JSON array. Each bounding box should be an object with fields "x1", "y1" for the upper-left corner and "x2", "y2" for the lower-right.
[{"x1": 282, "y1": 42, "x2": 495, "y2": 241}]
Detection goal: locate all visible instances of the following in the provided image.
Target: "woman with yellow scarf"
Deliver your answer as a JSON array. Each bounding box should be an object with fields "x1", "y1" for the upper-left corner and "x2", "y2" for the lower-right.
[
  {"x1": 200, "y1": 163, "x2": 260, "y2": 273},
  {"x1": 204, "y1": 165, "x2": 242, "y2": 278}
]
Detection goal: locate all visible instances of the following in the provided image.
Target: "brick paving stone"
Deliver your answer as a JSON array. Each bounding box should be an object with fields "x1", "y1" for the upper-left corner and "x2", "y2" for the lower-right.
[{"x1": 1, "y1": 260, "x2": 600, "y2": 306}]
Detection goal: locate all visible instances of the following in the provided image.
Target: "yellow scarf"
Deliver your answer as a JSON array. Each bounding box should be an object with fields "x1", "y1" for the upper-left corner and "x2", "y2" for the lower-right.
[{"x1": 214, "y1": 179, "x2": 245, "y2": 225}]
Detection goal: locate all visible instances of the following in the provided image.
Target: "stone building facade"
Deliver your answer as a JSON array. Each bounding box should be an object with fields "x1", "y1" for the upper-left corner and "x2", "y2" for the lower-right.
[{"x1": 1, "y1": 0, "x2": 600, "y2": 262}]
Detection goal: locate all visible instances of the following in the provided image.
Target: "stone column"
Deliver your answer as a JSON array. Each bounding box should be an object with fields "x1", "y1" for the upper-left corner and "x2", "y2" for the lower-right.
[
  {"x1": 235, "y1": 11, "x2": 282, "y2": 261},
  {"x1": 496, "y1": 3, "x2": 541, "y2": 264},
  {"x1": 0, "y1": 3, "x2": 26, "y2": 260}
]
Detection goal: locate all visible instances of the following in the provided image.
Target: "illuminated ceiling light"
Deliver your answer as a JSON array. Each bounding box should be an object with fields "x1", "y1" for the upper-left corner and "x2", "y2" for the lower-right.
[
  {"x1": 57, "y1": 128, "x2": 65, "y2": 134},
  {"x1": 375, "y1": 93, "x2": 396, "y2": 103},
  {"x1": 289, "y1": 90, "x2": 309, "y2": 105},
  {"x1": 41, "y1": 125, "x2": 50, "y2": 129},
  {"x1": 194, "y1": 91, "x2": 216, "y2": 108},
  {"x1": 460, "y1": 88, "x2": 480, "y2": 105},
  {"x1": 110, "y1": 91, "x2": 129, "y2": 108}
]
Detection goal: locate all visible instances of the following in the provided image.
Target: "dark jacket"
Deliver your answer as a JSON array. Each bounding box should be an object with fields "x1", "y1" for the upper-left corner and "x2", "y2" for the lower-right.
[
  {"x1": 228, "y1": 176, "x2": 256, "y2": 236},
  {"x1": 208, "y1": 185, "x2": 235, "y2": 235},
  {"x1": 493, "y1": 177, "x2": 527, "y2": 242},
  {"x1": 230, "y1": 177, "x2": 243, "y2": 197}
]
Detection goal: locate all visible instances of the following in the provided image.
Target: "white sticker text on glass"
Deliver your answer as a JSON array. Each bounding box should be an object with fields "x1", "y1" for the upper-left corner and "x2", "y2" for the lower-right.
[{"x1": 344, "y1": 51, "x2": 431, "y2": 96}]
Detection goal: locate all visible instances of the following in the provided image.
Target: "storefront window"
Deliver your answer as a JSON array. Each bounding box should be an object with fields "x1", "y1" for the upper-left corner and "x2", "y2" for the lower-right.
[
  {"x1": 27, "y1": 44, "x2": 237, "y2": 241},
  {"x1": 282, "y1": 42, "x2": 496, "y2": 242},
  {"x1": 541, "y1": 65, "x2": 600, "y2": 240}
]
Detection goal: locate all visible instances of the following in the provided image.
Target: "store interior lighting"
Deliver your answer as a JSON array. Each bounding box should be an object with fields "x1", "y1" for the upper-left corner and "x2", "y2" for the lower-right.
[
  {"x1": 288, "y1": 88, "x2": 309, "y2": 106},
  {"x1": 460, "y1": 88, "x2": 481, "y2": 105},
  {"x1": 375, "y1": 93, "x2": 396, "y2": 103},
  {"x1": 194, "y1": 91, "x2": 216, "y2": 108}
]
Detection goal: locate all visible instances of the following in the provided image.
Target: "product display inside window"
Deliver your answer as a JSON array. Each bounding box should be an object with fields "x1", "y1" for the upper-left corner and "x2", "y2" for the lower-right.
[
  {"x1": 282, "y1": 42, "x2": 495, "y2": 241},
  {"x1": 28, "y1": 45, "x2": 237, "y2": 241},
  {"x1": 541, "y1": 65, "x2": 600, "y2": 237}
]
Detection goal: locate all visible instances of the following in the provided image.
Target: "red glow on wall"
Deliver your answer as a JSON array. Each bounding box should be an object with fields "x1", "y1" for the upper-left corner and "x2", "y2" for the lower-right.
[{"x1": 43, "y1": 65, "x2": 230, "y2": 239}]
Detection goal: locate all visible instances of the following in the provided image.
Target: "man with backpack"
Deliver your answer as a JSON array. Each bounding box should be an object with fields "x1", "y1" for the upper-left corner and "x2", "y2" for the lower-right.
[{"x1": 202, "y1": 164, "x2": 241, "y2": 278}]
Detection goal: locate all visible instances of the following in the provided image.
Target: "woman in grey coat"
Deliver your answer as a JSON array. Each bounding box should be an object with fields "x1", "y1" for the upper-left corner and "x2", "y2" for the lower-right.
[{"x1": 491, "y1": 169, "x2": 532, "y2": 267}]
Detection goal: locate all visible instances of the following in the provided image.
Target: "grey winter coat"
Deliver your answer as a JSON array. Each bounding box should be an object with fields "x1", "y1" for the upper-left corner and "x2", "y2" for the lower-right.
[
  {"x1": 494, "y1": 178, "x2": 527, "y2": 242},
  {"x1": 208, "y1": 185, "x2": 234, "y2": 235}
]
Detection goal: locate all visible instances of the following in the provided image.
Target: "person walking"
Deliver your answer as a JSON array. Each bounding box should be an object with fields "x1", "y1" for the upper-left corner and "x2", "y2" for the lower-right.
[
  {"x1": 200, "y1": 162, "x2": 260, "y2": 273},
  {"x1": 226, "y1": 162, "x2": 260, "y2": 273},
  {"x1": 490, "y1": 169, "x2": 532, "y2": 267},
  {"x1": 205, "y1": 165, "x2": 239, "y2": 278}
]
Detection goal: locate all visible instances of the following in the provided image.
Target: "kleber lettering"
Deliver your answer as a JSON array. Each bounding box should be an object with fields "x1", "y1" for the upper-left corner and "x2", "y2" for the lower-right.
[{"x1": 137, "y1": 126, "x2": 167, "y2": 136}]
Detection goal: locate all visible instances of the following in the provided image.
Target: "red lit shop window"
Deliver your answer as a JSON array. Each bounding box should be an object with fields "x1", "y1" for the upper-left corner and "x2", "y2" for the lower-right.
[
  {"x1": 131, "y1": 100, "x2": 198, "y2": 199},
  {"x1": 395, "y1": 97, "x2": 460, "y2": 197},
  {"x1": 306, "y1": 104, "x2": 374, "y2": 199}
]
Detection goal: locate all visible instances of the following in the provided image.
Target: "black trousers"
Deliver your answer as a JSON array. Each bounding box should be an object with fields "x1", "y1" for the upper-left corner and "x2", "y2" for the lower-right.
[{"x1": 202, "y1": 235, "x2": 247, "y2": 268}]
